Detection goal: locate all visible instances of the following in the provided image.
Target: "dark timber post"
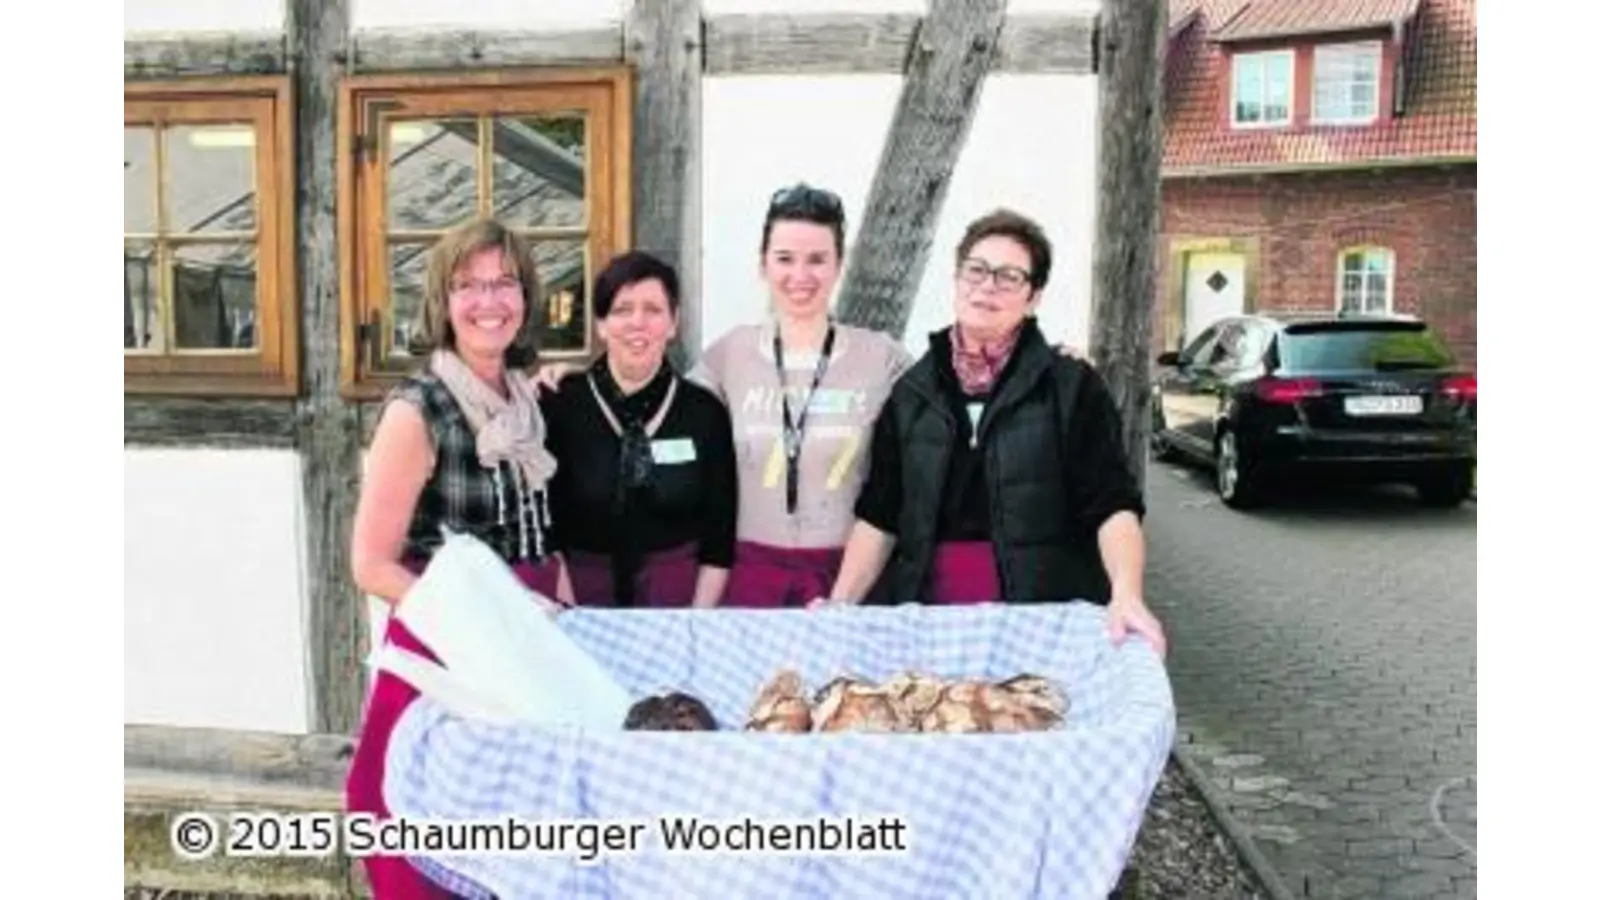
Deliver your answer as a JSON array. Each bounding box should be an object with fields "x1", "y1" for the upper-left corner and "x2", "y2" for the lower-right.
[
  {"x1": 289, "y1": 0, "x2": 365, "y2": 736},
  {"x1": 627, "y1": 0, "x2": 704, "y2": 366},
  {"x1": 1090, "y1": 0, "x2": 1166, "y2": 491},
  {"x1": 833, "y1": 0, "x2": 1009, "y2": 338}
]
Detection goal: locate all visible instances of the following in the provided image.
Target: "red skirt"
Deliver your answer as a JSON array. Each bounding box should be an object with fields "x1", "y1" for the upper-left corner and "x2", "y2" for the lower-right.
[
  {"x1": 927, "y1": 541, "x2": 1002, "y2": 605},
  {"x1": 345, "y1": 556, "x2": 561, "y2": 899},
  {"x1": 722, "y1": 540, "x2": 844, "y2": 608},
  {"x1": 563, "y1": 542, "x2": 700, "y2": 607}
]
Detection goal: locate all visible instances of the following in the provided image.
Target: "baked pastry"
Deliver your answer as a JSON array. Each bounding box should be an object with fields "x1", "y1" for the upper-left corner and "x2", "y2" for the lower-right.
[
  {"x1": 624, "y1": 692, "x2": 719, "y2": 731},
  {"x1": 746, "y1": 669, "x2": 813, "y2": 733},
  {"x1": 995, "y1": 673, "x2": 1068, "y2": 729},
  {"x1": 813, "y1": 676, "x2": 912, "y2": 733}
]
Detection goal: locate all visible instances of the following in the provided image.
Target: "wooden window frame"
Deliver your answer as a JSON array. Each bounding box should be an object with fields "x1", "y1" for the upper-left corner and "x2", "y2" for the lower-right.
[
  {"x1": 337, "y1": 67, "x2": 634, "y2": 401},
  {"x1": 124, "y1": 76, "x2": 299, "y2": 397},
  {"x1": 1335, "y1": 245, "x2": 1396, "y2": 315}
]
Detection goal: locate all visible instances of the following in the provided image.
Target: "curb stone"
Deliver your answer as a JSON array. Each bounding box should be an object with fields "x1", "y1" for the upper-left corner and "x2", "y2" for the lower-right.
[{"x1": 1172, "y1": 743, "x2": 1299, "y2": 900}]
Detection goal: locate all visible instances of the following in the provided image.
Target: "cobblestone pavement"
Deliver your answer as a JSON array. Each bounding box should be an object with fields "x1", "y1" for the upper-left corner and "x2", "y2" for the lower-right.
[{"x1": 1143, "y1": 459, "x2": 1476, "y2": 899}]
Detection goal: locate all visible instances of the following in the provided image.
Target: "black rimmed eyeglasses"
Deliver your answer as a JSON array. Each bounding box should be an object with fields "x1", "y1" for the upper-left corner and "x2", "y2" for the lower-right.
[{"x1": 958, "y1": 257, "x2": 1034, "y2": 292}]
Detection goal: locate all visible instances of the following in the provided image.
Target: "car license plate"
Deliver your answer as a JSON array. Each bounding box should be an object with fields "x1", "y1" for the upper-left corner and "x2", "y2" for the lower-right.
[{"x1": 1344, "y1": 395, "x2": 1423, "y2": 416}]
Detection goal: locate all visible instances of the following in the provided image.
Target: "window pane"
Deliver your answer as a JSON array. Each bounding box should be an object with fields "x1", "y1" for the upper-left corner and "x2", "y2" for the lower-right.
[
  {"x1": 1264, "y1": 100, "x2": 1289, "y2": 122},
  {"x1": 387, "y1": 119, "x2": 481, "y2": 231},
  {"x1": 1366, "y1": 273, "x2": 1389, "y2": 311},
  {"x1": 125, "y1": 127, "x2": 157, "y2": 234},
  {"x1": 125, "y1": 241, "x2": 160, "y2": 351},
  {"x1": 1342, "y1": 253, "x2": 1364, "y2": 274},
  {"x1": 1268, "y1": 54, "x2": 1293, "y2": 86},
  {"x1": 1365, "y1": 252, "x2": 1391, "y2": 274},
  {"x1": 173, "y1": 243, "x2": 257, "y2": 350},
  {"x1": 493, "y1": 116, "x2": 587, "y2": 229},
  {"x1": 387, "y1": 241, "x2": 431, "y2": 359},
  {"x1": 165, "y1": 125, "x2": 258, "y2": 234},
  {"x1": 535, "y1": 238, "x2": 589, "y2": 353},
  {"x1": 1235, "y1": 100, "x2": 1261, "y2": 123},
  {"x1": 1351, "y1": 83, "x2": 1377, "y2": 116},
  {"x1": 1342, "y1": 272, "x2": 1364, "y2": 299}
]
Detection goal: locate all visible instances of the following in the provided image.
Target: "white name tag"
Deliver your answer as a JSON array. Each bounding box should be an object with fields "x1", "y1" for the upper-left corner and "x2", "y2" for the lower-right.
[{"x1": 650, "y1": 438, "x2": 697, "y2": 465}]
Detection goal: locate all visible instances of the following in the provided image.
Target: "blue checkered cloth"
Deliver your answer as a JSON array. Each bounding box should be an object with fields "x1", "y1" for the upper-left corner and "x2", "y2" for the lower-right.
[{"x1": 384, "y1": 601, "x2": 1175, "y2": 900}]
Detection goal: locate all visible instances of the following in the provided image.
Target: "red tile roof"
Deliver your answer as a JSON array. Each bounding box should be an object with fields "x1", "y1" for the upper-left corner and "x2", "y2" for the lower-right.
[
  {"x1": 1163, "y1": 0, "x2": 1476, "y2": 175},
  {"x1": 1211, "y1": 0, "x2": 1423, "y2": 43}
]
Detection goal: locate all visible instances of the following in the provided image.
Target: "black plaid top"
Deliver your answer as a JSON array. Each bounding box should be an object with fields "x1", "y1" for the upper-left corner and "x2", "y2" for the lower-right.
[{"x1": 388, "y1": 372, "x2": 556, "y2": 567}]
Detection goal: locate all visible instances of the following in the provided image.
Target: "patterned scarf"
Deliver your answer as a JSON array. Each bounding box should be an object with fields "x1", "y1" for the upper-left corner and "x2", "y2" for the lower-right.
[
  {"x1": 429, "y1": 349, "x2": 559, "y2": 560},
  {"x1": 951, "y1": 323, "x2": 1023, "y2": 395},
  {"x1": 587, "y1": 357, "x2": 677, "y2": 606}
]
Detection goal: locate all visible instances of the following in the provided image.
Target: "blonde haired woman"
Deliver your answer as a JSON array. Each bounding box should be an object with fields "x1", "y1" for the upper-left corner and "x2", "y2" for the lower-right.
[{"x1": 347, "y1": 217, "x2": 571, "y2": 899}]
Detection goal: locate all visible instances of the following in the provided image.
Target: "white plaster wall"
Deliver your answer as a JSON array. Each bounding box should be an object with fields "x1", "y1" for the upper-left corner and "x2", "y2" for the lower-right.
[
  {"x1": 698, "y1": 72, "x2": 1099, "y2": 358},
  {"x1": 125, "y1": 449, "x2": 311, "y2": 734},
  {"x1": 124, "y1": 0, "x2": 284, "y2": 33},
  {"x1": 351, "y1": 0, "x2": 625, "y2": 30}
]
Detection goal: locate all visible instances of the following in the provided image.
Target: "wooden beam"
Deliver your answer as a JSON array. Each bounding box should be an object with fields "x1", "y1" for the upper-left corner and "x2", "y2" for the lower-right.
[
  {"x1": 627, "y1": 0, "x2": 703, "y2": 367},
  {"x1": 289, "y1": 0, "x2": 367, "y2": 737},
  {"x1": 125, "y1": 723, "x2": 354, "y2": 793},
  {"x1": 125, "y1": 31, "x2": 287, "y2": 79},
  {"x1": 834, "y1": 0, "x2": 1009, "y2": 337},
  {"x1": 1090, "y1": 0, "x2": 1167, "y2": 491},
  {"x1": 350, "y1": 25, "x2": 624, "y2": 72},
  {"x1": 996, "y1": 12, "x2": 1097, "y2": 74},
  {"x1": 703, "y1": 12, "x2": 921, "y2": 75},
  {"x1": 125, "y1": 398, "x2": 300, "y2": 448}
]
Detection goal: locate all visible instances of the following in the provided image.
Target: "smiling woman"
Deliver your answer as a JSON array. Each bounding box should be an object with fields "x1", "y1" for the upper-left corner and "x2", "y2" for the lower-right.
[
  {"x1": 540, "y1": 251, "x2": 739, "y2": 608},
  {"x1": 345, "y1": 216, "x2": 572, "y2": 899}
]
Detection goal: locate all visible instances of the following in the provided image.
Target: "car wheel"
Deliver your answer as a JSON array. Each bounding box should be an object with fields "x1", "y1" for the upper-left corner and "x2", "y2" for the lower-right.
[
  {"x1": 1216, "y1": 429, "x2": 1260, "y2": 509},
  {"x1": 1415, "y1": 463, "x2": 1473, "y2": 508}
]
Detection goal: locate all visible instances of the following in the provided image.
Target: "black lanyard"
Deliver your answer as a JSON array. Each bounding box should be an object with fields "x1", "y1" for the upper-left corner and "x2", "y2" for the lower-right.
[{"x1": 773, "y1": 324, "x2": 836, "y2": 515}]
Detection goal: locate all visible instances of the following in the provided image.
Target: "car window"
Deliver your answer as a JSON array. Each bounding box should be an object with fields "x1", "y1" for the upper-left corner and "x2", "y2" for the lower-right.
[
  {"x1": 1278, "y1": 323, "x2": 1457, "y2": 372},
  {"x1": 1234, "y1": 324, "x2": 1270, "y2": 366},
  {"x1": 1180, "y1": 324, "x2": 1222, "y2": 365},
  {"x1": 1206, "y1": 323, "x2": 1248, "y2": 369}
]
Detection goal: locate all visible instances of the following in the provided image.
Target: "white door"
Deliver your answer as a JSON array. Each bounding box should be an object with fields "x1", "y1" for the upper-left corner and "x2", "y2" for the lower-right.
[{"x1": 1183, "y1": 253, "x2": 1246, "y2": 348}]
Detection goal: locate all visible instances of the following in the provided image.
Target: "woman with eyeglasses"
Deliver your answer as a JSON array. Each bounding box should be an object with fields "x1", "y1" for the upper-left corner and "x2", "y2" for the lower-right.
[
  {"x1": 540, "y1": 250, "x2": 738, "y2": 608},
  {"x1": 686, "y1": 183, "x2": 917, "y2": 607},
  {"x1": 346, "y1": 217, "x2": 572, "y2": 899},
  {"x1": 816, "y1": 209, "x2": 1168, "y2": 656}
]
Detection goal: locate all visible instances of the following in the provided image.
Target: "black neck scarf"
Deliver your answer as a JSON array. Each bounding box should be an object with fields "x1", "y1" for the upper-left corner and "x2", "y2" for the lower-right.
[{"x1": 588, "y1": 356, "x2": 676, "y2": 606}]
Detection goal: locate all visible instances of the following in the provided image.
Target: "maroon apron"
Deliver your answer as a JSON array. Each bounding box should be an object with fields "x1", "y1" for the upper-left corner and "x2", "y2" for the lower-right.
[
  {"x1": 345, "y1": 556, "x2": 561, "y2": 899},
  {"x1": 927, "y1": 541, "x2": 1002, "y2": 604},
  {"x1": 563, "y1": 542, "x2": 700, "y2": 607},
  {"x1": 722, "y1": 540, "x2": 844, "y2": 608}
]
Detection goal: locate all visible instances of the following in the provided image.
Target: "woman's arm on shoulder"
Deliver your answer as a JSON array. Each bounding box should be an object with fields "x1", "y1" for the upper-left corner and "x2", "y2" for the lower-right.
[
  {"x1": 684, "y1": 330, "x2": 733, "y2": 402},
  {"x1": 350, "y1": 397, "x2": 435, "y2": 606}
]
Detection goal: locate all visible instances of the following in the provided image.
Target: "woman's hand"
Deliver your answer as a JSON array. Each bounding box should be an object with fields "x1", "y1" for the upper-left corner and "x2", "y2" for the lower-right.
[
  {"x1": 1107, "y1": 591, "x2": 1167, "y2": 657},
  {"x1": 533, "y1": 361, "x2": 580, "y2": 394}
]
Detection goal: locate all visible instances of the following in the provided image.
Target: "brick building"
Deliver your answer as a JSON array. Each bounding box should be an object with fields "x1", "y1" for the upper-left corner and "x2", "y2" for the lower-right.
[{"x1": 1158, "y1": 0, "x2": 1477, "y2": 368}]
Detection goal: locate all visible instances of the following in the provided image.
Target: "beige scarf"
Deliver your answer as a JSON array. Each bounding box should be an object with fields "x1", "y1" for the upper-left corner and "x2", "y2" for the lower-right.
[{"x1": 429, "y1": 349, "x2": 559, "y2": 491}]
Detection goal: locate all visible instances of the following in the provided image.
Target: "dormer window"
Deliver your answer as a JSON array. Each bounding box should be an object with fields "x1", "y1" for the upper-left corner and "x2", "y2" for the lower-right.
[
  {"x1": 1313, "y1": 42, "x2": 1382, "y2": 124},
  {"x1": 1230, "y1": 50, "x2": 1294, "y2": 127}
]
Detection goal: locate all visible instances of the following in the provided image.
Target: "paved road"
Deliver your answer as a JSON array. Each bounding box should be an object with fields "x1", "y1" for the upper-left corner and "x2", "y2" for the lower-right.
[{"x1": 1143, "y1": 458, "x2": 1476, "y2": 899}]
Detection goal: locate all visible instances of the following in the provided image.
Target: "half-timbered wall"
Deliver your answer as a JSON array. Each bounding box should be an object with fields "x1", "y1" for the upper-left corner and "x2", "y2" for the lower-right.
[{"x1": 124, "y1": 0, "x2": 1111, "y2": 737}]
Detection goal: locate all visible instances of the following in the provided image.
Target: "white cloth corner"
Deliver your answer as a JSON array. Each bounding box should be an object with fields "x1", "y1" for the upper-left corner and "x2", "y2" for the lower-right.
[{"x1": 371, "y1": 530, "x2": 633, "y2": 730}]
